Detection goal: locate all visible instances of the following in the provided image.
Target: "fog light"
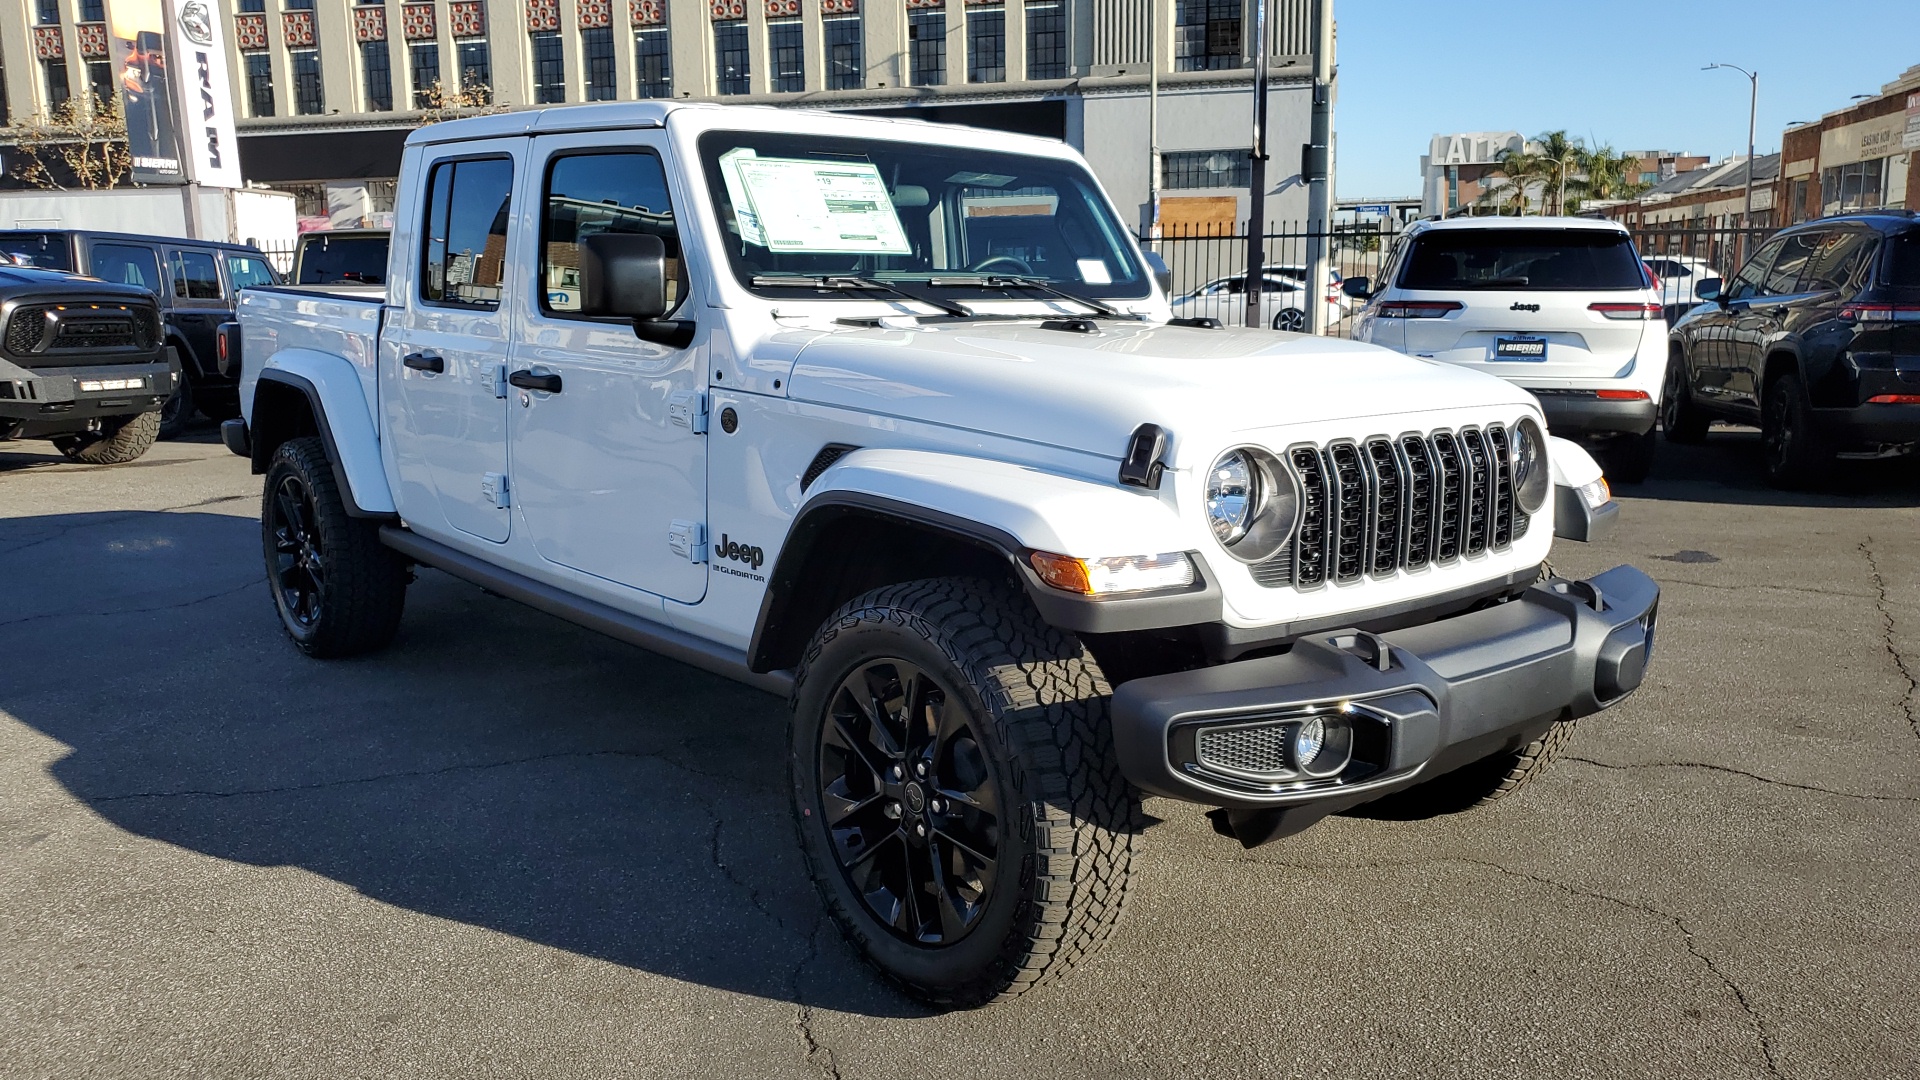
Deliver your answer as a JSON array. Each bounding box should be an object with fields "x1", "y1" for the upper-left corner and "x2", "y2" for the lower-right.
[{"x1": 1292, "y1": 715, "x2": 1354, "y2": 778}]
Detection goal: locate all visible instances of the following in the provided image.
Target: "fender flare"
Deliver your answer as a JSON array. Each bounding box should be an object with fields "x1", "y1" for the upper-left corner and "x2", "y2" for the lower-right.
[
  {"x1": 746, "y1": 449, "x2": 1223, "y2": 672},
  {"x1": 1548, "y1": 436, "x2": 1616, "y2": 543},
  {"x1": 251, "y1": 349, "x2": 395, "y2": 518}
]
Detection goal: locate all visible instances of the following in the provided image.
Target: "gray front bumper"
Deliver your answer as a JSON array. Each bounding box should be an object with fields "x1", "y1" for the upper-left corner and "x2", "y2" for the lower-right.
[{"x1": 1110, "y1": 565, "x2": 1659, "y2": 810}]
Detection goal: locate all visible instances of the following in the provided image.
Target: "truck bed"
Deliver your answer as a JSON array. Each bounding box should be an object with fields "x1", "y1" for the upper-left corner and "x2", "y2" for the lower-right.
[{"x1": 236, "y1": 284, "x2": 386, "y2": 423}]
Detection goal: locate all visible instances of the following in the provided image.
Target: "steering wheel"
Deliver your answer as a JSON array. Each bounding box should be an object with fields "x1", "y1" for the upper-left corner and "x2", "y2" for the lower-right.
[{"x1": 968, "y1": 255, "x2": 1034, "y2": 276}]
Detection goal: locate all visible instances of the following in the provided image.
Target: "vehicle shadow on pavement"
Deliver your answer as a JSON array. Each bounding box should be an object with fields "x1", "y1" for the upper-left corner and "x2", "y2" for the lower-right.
[
  {"x1": 1622, "y1": 427, "x2": 1920, "y2": 508},
  {"x1": 0, "y1": 508, "x2": 925, "y2": 1019}
]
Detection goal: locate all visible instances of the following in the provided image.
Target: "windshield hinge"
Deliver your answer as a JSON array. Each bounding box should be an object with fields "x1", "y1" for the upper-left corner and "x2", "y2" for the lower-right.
[
  {"x1": 669, "y1": 390, "x2": 708, "y2": 434},
  {"x1": 1118, "y1": 423, "x2": 1169, "y2": 490}
]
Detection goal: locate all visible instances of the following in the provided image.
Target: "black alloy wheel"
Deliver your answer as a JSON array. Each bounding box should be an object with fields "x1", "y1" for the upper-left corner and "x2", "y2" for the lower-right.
[
  {"x1": 268, "y1": 471, "x2": 327, "y2": 631},
  {"x1": 1660, "y1": 353, "x2": 1709, "y2": 444},
  {"x1": 1761, "y1": 370, "x2": 1829, "y2": 488},
  {"x1": 817, "y1": 658, "x2": 1001, "y2": 946},
  {"x1": 1273, "y1": 307, "x2": 1307, "y2": 332}
]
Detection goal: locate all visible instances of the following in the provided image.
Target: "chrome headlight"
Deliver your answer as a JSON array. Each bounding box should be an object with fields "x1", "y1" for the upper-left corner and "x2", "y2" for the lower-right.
[
  {"x1": 1205, "y1": 448, "x2": 1301, "y2": 562},
  {"x1": 1510, "y1": 417, "x2": 1550, "y2": 514}
]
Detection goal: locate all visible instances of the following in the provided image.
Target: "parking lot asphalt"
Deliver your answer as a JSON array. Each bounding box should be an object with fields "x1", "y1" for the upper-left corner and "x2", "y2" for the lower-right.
[{"x1": 2, "y1": 427, "x2": 1917, "y2": 1080}]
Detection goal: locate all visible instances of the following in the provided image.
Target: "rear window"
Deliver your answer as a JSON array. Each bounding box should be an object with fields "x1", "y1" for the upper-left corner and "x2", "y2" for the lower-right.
[
  {"x1": 1884, "y1": 231, "x2": 1920, "y2": 287},
  {"x1": 1399, "y1": 229, "x2": 1648, "y2": 291},
  {"x1": 0, "y1": 233, "x2": 73, "y2": 271},
  {"x1": 298, "y1": 235, "x2": 391, "y2": 285}
]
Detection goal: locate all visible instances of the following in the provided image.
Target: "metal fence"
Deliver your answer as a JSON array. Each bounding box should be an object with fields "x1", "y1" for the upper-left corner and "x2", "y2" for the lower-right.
[{"x1": 255, "y1": 241, "x2": 297, "y2": 277}]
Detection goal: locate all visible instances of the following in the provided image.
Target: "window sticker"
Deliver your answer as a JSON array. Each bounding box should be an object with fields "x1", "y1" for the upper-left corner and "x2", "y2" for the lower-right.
[
  {"x1": 731, "y1": 157, "x2": 911, "y2": 254},
  {"x1": 1077, "y1": 259, "x2": 1112, "y2": 285},
  {"x1": 947, "y1": 171, "x2": 1017, "y2": 188},
  {"x1": 718, "y1": 147, "x2": 767, "y2": 247}
]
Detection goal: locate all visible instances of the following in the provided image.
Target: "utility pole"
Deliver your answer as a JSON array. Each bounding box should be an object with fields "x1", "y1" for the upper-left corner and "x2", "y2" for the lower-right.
[
  {"x1": 1303, "y1": 0, "x2": 1334, "y2": 334},
  {"x1": 1147, "y1": 0, "x2": 1161, "y2": 244},
  {"x1": 1705, "y1": 62, "x2": 1759, "y2": 230},
  {"x1": 1243, "y1": 0, "x2": 1271, "y2": 329}
]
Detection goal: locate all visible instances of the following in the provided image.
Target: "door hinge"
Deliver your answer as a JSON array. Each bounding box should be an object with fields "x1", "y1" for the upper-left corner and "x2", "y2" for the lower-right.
[
  {"x1": 668, "y1": 390, "x2": 708, "y2": 434},
  {"x1": 492, "y1": 363, "x2": 509, "y2": 399},
  {"x1": 668, "y1": 520, "x2": 707, "y2": 562},
  {"x1": 482, "y1": 472, "x2": 510, "y2": 509}
]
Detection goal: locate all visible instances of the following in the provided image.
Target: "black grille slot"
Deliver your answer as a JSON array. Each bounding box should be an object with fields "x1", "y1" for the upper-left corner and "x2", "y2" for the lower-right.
[
  {"x1": 1461, "y1": 428, "x2": 1490, "y2": 555},
  {"x1": 1486, "y1": 424, "x2": 1515, "y2": 548},
  {"x1": 1289, "y1": 446, "x2": 1328, "y2": 587},
  {"x1": 1326, "y1": 443, "x2": 1366, "y2": 582},
  {"x1": 800, "y1": 443, "x2": 858, "y2": 490},
  {"x1": 1363, "y1": 438, "x2": 1402, "y2": 576},
  {"x1": 1432, "y1": 432, "x2": 1463, "y2": 562},
  {"x1": 1399, "y1": 434, "x2": 1435, "y2": 569},
  {"x1": 5, "y1": 306, "x2": 49, "y2": 354}
]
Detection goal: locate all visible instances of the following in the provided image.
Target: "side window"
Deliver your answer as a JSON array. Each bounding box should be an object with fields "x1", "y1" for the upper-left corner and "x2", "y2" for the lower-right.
[
  {"x1": 539, "y1": 150, "x2": 682, "y2": 314},
  {"x1": 168, "y1": 249, "x2": 224, "y2": 300},
  {"x1": 89, "y1": 243, "x2": 162, "y2": 294},
  {"x1": 1759, "y1": 232, "x2": 1820, "y2": 296},
  {"x1": 1799, "y1": 231, "x2": 1876, "y2": 294},
  {"x1": 420, "y1": 156, "x2": 514, "y2": 308},
  {"x1": 226, "y1": 254, "x2": 278, "y2": 290},
  {"x1": 1726, "y1": 238, "x2": 1785, "y2": 301}
]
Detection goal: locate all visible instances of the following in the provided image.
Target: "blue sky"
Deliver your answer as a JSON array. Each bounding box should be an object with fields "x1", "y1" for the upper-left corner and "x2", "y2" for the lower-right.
[{"x1": 1334, "y1": 0, "x2": 1918, "y2": 198}]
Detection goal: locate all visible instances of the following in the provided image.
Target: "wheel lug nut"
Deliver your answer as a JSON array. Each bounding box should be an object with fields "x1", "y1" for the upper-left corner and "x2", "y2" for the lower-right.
[
  {"x1": 913, "y1": 822, "x2": 927, "y2": 837},
  {"x1": 929, "y1": 798, "x2": 944, "y2": 813},
  {"x1": 889, "y1": 764, "x2": 904, "y2": 781},
  {"x1": 883, "y1": 802, "x2": 902, "y2": 820},
  {"x1": 914, "y1": 761, "x2": 928, "y2": 777}
]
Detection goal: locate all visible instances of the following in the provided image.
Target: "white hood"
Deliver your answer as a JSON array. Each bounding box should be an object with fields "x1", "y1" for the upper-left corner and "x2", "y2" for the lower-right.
[{"x1": 786, "y1": 320, "x2": 1539, "y2": 466}]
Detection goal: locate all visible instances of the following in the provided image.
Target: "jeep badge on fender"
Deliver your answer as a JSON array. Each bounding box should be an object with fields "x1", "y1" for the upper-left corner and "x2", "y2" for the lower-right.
[{"x1": 713, "y1": 534, "x2": 764, "y2": 570}]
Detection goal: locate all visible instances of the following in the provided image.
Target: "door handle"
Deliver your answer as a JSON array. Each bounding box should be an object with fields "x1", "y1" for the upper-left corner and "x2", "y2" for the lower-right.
[
  {"x1": 402, "y1": 351, "x2": 444, "y2": 373},
  {"x1": 508, "y1": 368, "x2": 563, "y2": 393}
]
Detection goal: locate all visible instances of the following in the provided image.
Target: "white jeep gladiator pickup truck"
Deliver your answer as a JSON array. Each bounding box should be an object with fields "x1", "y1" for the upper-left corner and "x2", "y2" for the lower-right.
[{"x1": 223, "y1": 102, "x2": 1658, "y2": 1007}]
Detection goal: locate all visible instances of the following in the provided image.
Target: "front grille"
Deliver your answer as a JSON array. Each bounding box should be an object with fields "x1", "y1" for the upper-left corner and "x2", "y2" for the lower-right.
[
  {"x1": 4, "y1": 302, "x2": 158, "y2": 358},
  {"x1": 5, "y1": 306, "x2": 49, "y2": 353},
  {"x1": 1251, "y1": 423, "x2": 1528, "y2": 590}
]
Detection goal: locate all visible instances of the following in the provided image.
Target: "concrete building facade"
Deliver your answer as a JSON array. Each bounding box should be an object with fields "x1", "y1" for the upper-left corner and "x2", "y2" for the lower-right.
[
  {"x1": 1778, "y1": 63, "x2": 1918, "y2": 225},
  {"x1": 1417, "y1": 130, "x2": 1527, "y2": 218}
]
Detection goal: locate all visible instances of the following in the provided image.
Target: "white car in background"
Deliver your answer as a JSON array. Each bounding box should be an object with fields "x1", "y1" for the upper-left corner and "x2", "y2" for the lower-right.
[
  {"x1": 1642, "y1": 254, "x2": 1717, "y2": 324},
  {"x1": 1346, "y1": 216, "x2": 1668, "y2": 482},
  {"x1": 1170, "y1": 267, "x2": 1342, "y2": 331}
]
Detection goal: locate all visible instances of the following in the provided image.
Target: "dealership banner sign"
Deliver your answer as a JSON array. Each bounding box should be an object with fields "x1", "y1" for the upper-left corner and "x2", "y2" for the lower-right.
[{"x1": 106, "y1": 0, "x2": 241, "y2": 186}]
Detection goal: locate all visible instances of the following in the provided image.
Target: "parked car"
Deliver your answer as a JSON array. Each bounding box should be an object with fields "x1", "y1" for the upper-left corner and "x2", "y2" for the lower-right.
[
  {"x1": 1345, "y1": 216, "x2": 1667, "y2": 482},
  {"x1": 227, "y1": 102, "x2": 1658, "y2": 1007},
  {"x1": 291, "y1": 229, "x2": 391, "y2": 286},
  {"x1": 1664, "y1": 210, "x2": 1920, "y2": 487},
  {"x1": 0, "y1": 262, "x2": 176, "y2": 463},
  {"x1": 1170, "y1": 266, "x2": 1340, "y2": 331},
  {"x1": 1643, "y1": 254, "x2": 1717, "y2": 325},
  {"x1": 0, "y1": 229, "x2": 281, "y2": 438}
]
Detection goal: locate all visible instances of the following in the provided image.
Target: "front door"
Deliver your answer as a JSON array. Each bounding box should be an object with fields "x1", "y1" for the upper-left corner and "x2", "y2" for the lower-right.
[
  {"x1": 163, "y1": 246, "x2": 228, "y2": 373},
  {"x1": 506, "y1": 133, "x2": 708, "y2": 603},
  {"x1": 381, "y1": 143, "x2": 520, "y2": 544}
]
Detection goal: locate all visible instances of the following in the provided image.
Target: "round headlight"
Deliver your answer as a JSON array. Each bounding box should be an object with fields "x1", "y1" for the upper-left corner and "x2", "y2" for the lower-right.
[
  {"x1": 1510, "y1": 417, "x2": 1550, "y2": 514},
  {"x1": 1206, "y1": 448, "x2": 1302, "y2": 563},
  {"x1": 1206, "y1": 451, "x2": 1258, "y2": 544}
]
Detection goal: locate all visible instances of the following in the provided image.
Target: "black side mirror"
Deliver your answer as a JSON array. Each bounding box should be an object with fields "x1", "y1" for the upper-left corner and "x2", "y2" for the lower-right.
[
  {"x1": 1142, "y1": 250, "x2": 1172, "y2": 297},
  {"x1": 578, "y1": 232, "x2": 693, "y2": 346},
  {"x1": 1341, "y1": 276, "x2": 1371, "y2": 299},
  {"x1": 1694, "y1": 277, "x2": 1723, "y2": 302}
]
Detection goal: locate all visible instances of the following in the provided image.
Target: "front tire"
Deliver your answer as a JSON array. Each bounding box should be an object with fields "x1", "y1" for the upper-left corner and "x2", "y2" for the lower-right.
[
  {"x1": 52, "y1": 410, "x2": 160, "y2": 464},
  {"x1": 261, "y1": 436, "x2": 408, "y2": 657},
  {"x1": 790, "y1": 578, "x2": 1137, "y2": 1007},
  {"x1": 1660, "y1": 349, "x2": 1710, "y2": 444},
  {"x1": 157, "y1": 349, "x2": 194, "y2": 439},
  {"x1": 1761, "y1": 369, "x2": 1830, "y2": 489}
]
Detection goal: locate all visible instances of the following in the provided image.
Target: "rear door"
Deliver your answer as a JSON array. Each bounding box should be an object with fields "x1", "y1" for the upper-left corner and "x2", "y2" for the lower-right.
[
  {"x1": 1727, "y1": 234, "x2": 1812, "y2": 408},
  {"x1": 505, "y1": 133, "x2": 707, "y2": 603},
  {"x1": 1394, "y1": 227, "x2": 1653, "y2": 380},
  {"x1": 381, "y1": 144, "x2": 519, "y2": 544}
]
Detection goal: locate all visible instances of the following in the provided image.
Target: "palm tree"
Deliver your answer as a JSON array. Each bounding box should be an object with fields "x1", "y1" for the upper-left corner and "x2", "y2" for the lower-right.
[
  {"x1": 1530, "y1": 130, "x2": 1585, "y2": 215},
  {"x1": 1569, "y1": 143, "x2": 1653, "y2": 209},
  {"x1": 1487, "y1": 142, "x2": 1551, "y2": 215}
]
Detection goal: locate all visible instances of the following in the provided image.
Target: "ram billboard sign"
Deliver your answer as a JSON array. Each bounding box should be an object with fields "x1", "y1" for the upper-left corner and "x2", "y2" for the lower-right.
[{"x1": 107, "y1": 0, "x2": 241, "y2": 187}]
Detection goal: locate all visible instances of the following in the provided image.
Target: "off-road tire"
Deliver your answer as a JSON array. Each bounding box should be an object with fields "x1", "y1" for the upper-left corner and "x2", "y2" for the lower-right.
[
  {"x1": 789, "y1": 577, "x2": 1137, "y2": 1008},
  {"x1": 262, "y1": 436, "x2": 408, "y2": 658},
  {"x1": 1660, "y1": 350, "x2": 1710, "y2": 444},
  {"x1": 1606, "y1": 427, "x2": 1658, "y2": 484},
  {"x1": 1761, "y1": 369, "x2": 1830, "y2": 489},
  {"x1": 1369, "y1": 719, "x2": 1579, "y2": 816},
  {"x1": 157, "y1": 348, "x2": 193, "y2": 439},
  {"x1": 52, "y1": 410, "x2": 160, "y2": 464}
]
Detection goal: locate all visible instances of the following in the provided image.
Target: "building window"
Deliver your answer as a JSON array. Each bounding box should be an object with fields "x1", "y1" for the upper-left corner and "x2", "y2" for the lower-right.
[
  {"x1": 362, "y1": 39, "x2": 393, "y2": 111},
  {"x1": 583, "y1": 26, "x2": 614, "y2": 100},
  {"x1": 239, "y1": 0, "x2": 264, "y2": 10},
  {"x1": 1174, "y1": 0, "x2": 1241, "y2": 72},
  {"x1": 87, "y1": 59, "x2": 113, "y2": 108},
  {"x1": 80, "y1": 0, "x2": 105, "y2": 20},
  {"x1": 908, "y1": 8, "x2": 944, "y2": 87},
  {"x1": 457, "y1": 40, "x2": 492, "y2": 100},
  {"x1": 1822, "y1": 158, "x2": 1889, "y2": 216},
  {"x1": 714, "y1": 19, "x2": 748, "y2": 95},
  {"x1": 284, "y1": 0, "x2": 314, "y2": 8},
  {"x1": 410, "y1": 42, "x2": 440, "y2": 107},
  {"x1": 1163, "y1": 149, "x2": 1252, "y2": 190},
  {"x1": 767, "y1": 16, "x2": 803, "y2": 92},
  {"x1": 36, "y1": 0, "x2": 58, "y2": 23},
  {"x1": 245, "y1": 51, "x2": 274, "y2": 116},
  {"x1": 43, "y1": 59, "x2": 70, "y2": 110},
  {"x1": 1024, "y1": 0, "x2": 1065, "y2": 79},
  {"x1": 291, "y1": 46, "x2": 324, "y2": 114},
  {"x1": 822, "y1": 13, "x2": 860, "y2": 90},
  {"x1": 634, "y1": 25, "x2": 670, "y2": 97},
  {"x1": 530, "y1": 29, "x2": 564, "y2": 103},
  {"x1": 966, "y1": 4, "x2": 1004, "y2": 83}
]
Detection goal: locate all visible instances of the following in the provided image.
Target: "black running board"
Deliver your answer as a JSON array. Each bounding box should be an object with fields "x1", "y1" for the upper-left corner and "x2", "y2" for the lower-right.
[{"x1": 379, "y1": 526, "x2": 793, "y2": 697}]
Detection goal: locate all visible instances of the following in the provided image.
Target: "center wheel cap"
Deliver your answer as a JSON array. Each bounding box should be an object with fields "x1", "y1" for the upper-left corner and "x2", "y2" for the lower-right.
[{"x1": 904, "y1": 781, "x2": 926, "y2": 814}]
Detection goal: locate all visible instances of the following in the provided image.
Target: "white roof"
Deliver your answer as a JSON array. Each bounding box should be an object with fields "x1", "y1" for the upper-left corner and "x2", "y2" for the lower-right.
[{"x1": 1416, "y1": 215, "x2": 1629, "y2": 233}]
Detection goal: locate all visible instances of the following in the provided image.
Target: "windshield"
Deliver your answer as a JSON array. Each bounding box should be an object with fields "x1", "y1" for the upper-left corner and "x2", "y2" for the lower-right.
[
  {"x1": 697, "y1": 130, "x2": 1148, "y2": 301},
  {"x1": 0, "y1": 233, "x2": 74, "y2": 271},
  {"x1": 1399, "y1": 229, "x2": 1648, "y2": 291},
  {"x1": 297, "y1": 234, "x2": 390, "y2": 285}
]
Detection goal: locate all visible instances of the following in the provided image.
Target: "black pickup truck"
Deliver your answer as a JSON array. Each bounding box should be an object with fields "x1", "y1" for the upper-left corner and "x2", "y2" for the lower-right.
[{"x1": 0, "y1": 265, "x2": 176, "y2": 464}]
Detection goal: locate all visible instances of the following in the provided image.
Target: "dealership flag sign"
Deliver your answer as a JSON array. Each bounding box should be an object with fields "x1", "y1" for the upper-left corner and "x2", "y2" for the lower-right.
[{"x1": 106, "y1": 0, "x2": 240, "y2": 186}]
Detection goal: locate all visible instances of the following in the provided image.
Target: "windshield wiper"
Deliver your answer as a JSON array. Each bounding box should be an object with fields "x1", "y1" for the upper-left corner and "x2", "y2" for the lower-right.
[
  {"x1": 750, "y1": 273, "x2": 973, "y2": 319},
  {"x1": 927, "y1": 275, "x2": 1121, "y2": 318}
]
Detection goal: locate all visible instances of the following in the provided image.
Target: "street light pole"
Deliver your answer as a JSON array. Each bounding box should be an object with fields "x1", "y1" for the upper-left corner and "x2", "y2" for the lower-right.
[
  {"x1": 1147, "y1": 0, "x2": 1161, "y2": 244},
  {"x1": 1303, "y1": 0, "x2": 1334, "y2": 335},
  {"x1": 1243, "y1": 0, "x2": 1271, "y2": 329},
  {"x1": 1705, "y1": 62, "x2": 1759, "y2": 230}
]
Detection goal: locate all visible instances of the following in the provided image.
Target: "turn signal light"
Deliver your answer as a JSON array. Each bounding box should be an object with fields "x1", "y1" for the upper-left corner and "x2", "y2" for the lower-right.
[
  {"x1": 1030, "y1": 551, "x2": 1195, "y2": 596},
  {"x1": 1376, "y1": 301, "x2": 1461, "y2": 319},
  {"x1": 1867, "y1": 394, "x2": 1920, "y2": 404},
  {"x1": 1589, "y1": 302, "x2": 1662, "y2": 320},
  {"x1": 1595, "y1": 389, "x2": 1651, "y2": 401}
]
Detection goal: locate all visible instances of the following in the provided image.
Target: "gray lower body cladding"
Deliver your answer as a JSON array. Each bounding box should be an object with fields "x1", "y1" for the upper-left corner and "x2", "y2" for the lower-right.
[{"x1": 1109, "y1": 565, "x2": 1659, "y2": 810}]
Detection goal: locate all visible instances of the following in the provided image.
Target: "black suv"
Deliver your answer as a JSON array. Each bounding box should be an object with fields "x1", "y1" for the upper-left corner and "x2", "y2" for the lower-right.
[
  {"x1": 1664, "y1": 211, "x2": 1920, "y2": 486},
  {"x1": 0, "y1": 230, "x2": 280, "y2": 438},
  {"x1": 0, "y1": 264, "x2": 176, "y2": 463}
]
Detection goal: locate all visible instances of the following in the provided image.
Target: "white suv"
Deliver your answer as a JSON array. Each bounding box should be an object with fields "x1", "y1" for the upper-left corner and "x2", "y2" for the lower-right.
[{"x1": 1347, "y1": 217, "x2": 1668, "y2": 482}]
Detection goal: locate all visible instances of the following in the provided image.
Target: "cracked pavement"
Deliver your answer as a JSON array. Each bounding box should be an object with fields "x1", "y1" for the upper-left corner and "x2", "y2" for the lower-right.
[{"x1": 2, "y1": 429, "x2": 1917, "y2": 1079}]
